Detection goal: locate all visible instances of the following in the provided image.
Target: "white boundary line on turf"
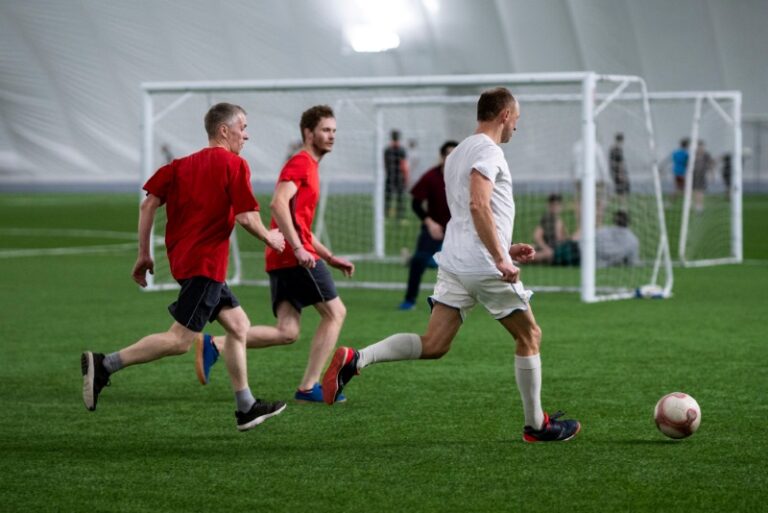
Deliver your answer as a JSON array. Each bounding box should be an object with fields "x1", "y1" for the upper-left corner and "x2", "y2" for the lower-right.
[
  {"x1": 0, "y1": 228, "x2": 137, "y2": 240},
  {"x1": 739, "y1": 259, "x2": 768, "y2": 266},
  {"x1": 0, "y1": 243, "x2": 136, "y2": 258}
]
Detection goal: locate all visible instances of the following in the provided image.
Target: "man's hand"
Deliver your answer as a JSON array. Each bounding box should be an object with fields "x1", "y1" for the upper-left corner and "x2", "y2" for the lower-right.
[
  {"x1": 294, "y1": 246, "x2": 316, "y2": 269},
  {"x1": 328, "y1": 255, "x2": 355, "y2": 277},
  {"x1": 131, "y1": 255, "x2": 154, "y2": 287},
  {"x1": 495, "y1": 260, "x2": 520, "y2": 283},
  {"x1": 510, "y1": 243, "x2": 536, "y2": 264},
  {"x1": 424, "y1": 217, "x2": 445, "y2": 241},
  {"x1": 265, "y1": 229, "x2": 285, "y2": 252}
]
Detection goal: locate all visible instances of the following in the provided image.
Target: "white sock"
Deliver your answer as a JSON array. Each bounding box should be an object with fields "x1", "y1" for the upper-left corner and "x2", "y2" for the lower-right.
[
  {"x1": 515, "y1": 354, "x2": 544, "y2": 429},
  {"x1": 357, "y1": 333, "x2": 422, "y2": 369}
]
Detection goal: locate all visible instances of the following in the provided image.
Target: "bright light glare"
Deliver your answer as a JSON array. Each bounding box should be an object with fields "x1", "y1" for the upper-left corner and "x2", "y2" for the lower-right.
[
  {"x1": 347, "y1": 25, "x2": 400, "y2": 53},
  {"x1": 351, "y1": 0, "x2": 412, "y2": 28},
  {"x1": 422, "y1": 0, "x2": 439, "y2": 15}
]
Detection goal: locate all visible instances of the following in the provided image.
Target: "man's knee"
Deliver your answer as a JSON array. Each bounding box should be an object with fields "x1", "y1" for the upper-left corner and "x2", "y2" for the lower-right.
[
  {"x1": 168, "y1": 329, "x2": 198, "y2": 355},
  {"x1": 276, "y1": 325, "x2": 300, "y2": 345},
  {"x1": 223, "y1": 311, "x2": 251, "y2": 341},
  {"x1": 420, "y1": 334, "x2": 450, "y2": 359},
  {"x1": 518, "y1": 323, "x2": 542, "y2": 353},
  {"x1": 322, "y1": 300, "x2": 347, "y2": 325}
]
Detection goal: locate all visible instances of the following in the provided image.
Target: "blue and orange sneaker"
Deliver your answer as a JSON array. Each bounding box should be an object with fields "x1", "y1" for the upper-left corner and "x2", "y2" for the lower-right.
[
  {"x1": 294, "y1": 383, "x2": 346, "y2": 404},
  {"x1": 523, "y1": 411, "x2": 581, "y2": 443},
  {"x1": 322, "y1": 347, "x2": 359, "y2": 405},
  {"x1": 195, "y1": 334, "x2": 219, "y2": 385}
]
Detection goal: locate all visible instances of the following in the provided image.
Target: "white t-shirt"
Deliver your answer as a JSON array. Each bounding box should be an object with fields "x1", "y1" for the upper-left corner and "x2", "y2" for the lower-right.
[
  {"x1": 594, "y1": 226, "x2": 640, "y2": 267},
  {"x1": 436, "y1": 133, "x2": 515, "y2": 274}
]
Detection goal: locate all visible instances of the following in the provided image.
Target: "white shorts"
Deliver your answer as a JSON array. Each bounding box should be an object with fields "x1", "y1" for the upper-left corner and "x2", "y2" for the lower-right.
[{"x1": 430, "y1": 268, "x2": 533, "y2": 321}]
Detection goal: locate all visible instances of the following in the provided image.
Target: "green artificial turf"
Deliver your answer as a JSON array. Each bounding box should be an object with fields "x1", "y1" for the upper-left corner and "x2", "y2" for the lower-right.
[{"x1": 0, "y1": 193, "x2": 765, "y2": 512}]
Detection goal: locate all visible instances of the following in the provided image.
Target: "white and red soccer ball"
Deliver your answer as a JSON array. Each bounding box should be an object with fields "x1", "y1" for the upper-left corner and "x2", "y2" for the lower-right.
[{"x1": 654, "y1": 392, "x2": 701, "y2": 439}]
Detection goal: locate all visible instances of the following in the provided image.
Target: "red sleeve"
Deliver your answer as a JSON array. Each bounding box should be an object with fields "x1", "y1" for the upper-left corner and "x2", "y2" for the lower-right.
[
  {"x1": 279, "y1": 153, "x2": 309, "y2": 186},
  {"x1": 143, "y1": 163, "x2": 173, "y2": 204},
  {"x1": 228, "y1": 157, "x2": 260, "y2": 215}
]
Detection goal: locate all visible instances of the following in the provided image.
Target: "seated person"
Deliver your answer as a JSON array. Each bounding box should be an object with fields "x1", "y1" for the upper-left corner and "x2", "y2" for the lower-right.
[
  {"x1": 595, "y1": 210, "x2": 640, "y2": 267},
  {"x1": 533, "y1": 193, "x2": 577, "y2": 265}
]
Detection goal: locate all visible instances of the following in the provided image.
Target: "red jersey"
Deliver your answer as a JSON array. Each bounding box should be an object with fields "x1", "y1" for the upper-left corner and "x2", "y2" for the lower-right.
[
  {"x1": 410, "y1": 164, "x2": 451, "y2": 228},
  {"x1": 265, "y1": 150, "x2": 320, "y2": 271},
  {"x1": 143, "y1": 147, "x2": 259, "y2": 282}
]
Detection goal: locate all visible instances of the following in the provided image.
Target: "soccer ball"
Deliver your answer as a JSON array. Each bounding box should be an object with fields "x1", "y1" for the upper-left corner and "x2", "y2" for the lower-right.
[
  {"x1": 654, "y1": 392, "x2": 701, "y2": 439},
  {"x1": 635, "y1": 284, "x2": 664, "y2": 299}
]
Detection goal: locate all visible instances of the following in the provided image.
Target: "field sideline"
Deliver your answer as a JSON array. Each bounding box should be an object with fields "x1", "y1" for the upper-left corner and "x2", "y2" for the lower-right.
[{"x1": 0, "y1": 193, "x2": 766, "y2": 512}]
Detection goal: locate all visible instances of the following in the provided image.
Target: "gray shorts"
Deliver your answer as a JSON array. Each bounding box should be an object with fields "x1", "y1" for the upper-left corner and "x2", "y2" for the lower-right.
[
  {"x1": 168, "y1": 276, "x2": 240, "y2": 332},
  {"x1": 268, "y1": 260, "x2": 338, "y2": 316}
]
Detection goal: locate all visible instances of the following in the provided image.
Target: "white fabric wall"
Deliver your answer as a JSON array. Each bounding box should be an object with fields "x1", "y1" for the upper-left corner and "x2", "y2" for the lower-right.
[{"x1": 0, "y1": 0, "x2": 766, "y2": 186}]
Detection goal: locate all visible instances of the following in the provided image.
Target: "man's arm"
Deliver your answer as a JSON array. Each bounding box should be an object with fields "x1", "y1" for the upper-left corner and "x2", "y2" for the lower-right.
[
  {"x1": 132, "y1": 194, "x2": 161, "y2": 287},
  {"x1": 235, "y1": 210, "x2": 284, "y2": 252},
  {"x1": 310, "y1": 234, "x2": 354, "y2": 277},
  {"x1": 413, "y1": 197, "x2": 444, "y2": 240},
  {"x1": 400, "y1": 152, "x2": 410, "y2": 185},
  {"x1": 469, "y1": 170, "x2": 519, "y2": 282},
  {"x1": 270, "y1": 180, "x2": 314, "y2": 268}
]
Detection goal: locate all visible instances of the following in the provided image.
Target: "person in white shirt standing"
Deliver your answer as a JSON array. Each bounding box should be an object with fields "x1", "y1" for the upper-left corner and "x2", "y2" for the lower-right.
[{"x1": 322, "y1": 87, "x2": 581, "y2": 443}]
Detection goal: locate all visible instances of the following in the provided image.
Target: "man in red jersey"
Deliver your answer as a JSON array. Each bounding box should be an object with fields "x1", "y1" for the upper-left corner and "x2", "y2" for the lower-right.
[
  {"x1": 81, "y1": 103, "x2": 287, "y2": 431},
  {"x1": 195, "y1": 105, "x2": 355, "y2": 404}
]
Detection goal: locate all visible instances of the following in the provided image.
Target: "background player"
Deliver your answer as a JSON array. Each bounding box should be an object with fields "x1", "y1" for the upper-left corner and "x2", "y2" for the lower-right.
[
  {"x1": 398, "y1": 140, "x2": 458, "y2": 311},
  {"x1": 384, "y1": 129, "x2": 410, "y2": 219}
]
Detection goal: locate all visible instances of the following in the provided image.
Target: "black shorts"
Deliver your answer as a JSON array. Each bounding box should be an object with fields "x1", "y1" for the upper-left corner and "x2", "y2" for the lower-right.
[
  {"x1": 168, "y1": 276, "x2": 240, "y2": 332},
  {"x1": 268, "y1": 260, "x2": 338, "y2": 316}
]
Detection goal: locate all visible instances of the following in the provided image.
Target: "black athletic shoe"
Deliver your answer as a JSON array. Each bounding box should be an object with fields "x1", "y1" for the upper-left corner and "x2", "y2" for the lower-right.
[
  {"x1": 523, "y1": 411, "x2": 581, "y2": 443},
  {"x1": 235, "y1": 400, "x2": 287, "y2": 431},
  {"x1": 81, "y1": 351, "x2": 111, "y2": 411},
  {"x1": 322, "y1": 346, "x2": 359, "y2": 405}
]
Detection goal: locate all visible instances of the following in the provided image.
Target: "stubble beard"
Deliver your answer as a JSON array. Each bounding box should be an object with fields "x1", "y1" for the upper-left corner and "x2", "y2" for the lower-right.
[{"x1": 313, "y1": 141, "x2": 333, "y2": 157}]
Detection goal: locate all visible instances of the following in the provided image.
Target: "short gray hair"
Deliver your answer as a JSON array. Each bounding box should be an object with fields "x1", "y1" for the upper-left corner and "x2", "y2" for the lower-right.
[{"x1": 204, "y1": 103, "x2": 246, "y2": 138}]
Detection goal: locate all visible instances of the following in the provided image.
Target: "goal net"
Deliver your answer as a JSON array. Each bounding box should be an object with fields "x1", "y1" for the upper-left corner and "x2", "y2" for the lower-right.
[
  {"x1": 140, "y1": 73, "x2": 673, "y2": 302},
  {"x1": 649, "y1": 92, "x2": 743, "y2": 267}
]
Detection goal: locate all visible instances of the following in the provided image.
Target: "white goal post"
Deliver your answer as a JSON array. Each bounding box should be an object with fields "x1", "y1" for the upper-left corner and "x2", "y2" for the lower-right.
[{"x1": 140, "y1": 72, "x2": 673, "y2": 302}]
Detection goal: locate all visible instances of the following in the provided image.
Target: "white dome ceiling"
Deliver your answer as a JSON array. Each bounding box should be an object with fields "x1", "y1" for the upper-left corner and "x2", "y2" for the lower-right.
[{"x1": 1, "y1": 0, "x2": 766, "y2": 185}]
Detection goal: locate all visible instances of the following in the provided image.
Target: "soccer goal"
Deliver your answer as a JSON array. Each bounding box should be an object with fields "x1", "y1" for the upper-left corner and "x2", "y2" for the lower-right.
[
  {"x1": 140, "y1": 73, "x2": 673, "y2": 302},
  {"x1": 648, "y1": 91, "x2": 743, "y2": 267}
]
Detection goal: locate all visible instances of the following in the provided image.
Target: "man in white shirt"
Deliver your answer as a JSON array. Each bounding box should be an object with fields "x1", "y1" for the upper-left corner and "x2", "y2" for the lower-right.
[{"x1": 323, "y1": 87, "x2": 581, "y2": 443}]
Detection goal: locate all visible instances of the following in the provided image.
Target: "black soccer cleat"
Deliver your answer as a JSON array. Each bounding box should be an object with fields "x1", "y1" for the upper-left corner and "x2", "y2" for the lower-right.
[
  {"x1": 81, "y1": 351, "x2": 111, "y2": 412},
  {"x1": 235, "y1": 400, "x2": 287, "y2": 432},
  {"x1": 322, "y1": 346, "x2": 359, "y2": 405},
  {"x1": 523, "y1": 411, "x2": 581, "y2": 443}
]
